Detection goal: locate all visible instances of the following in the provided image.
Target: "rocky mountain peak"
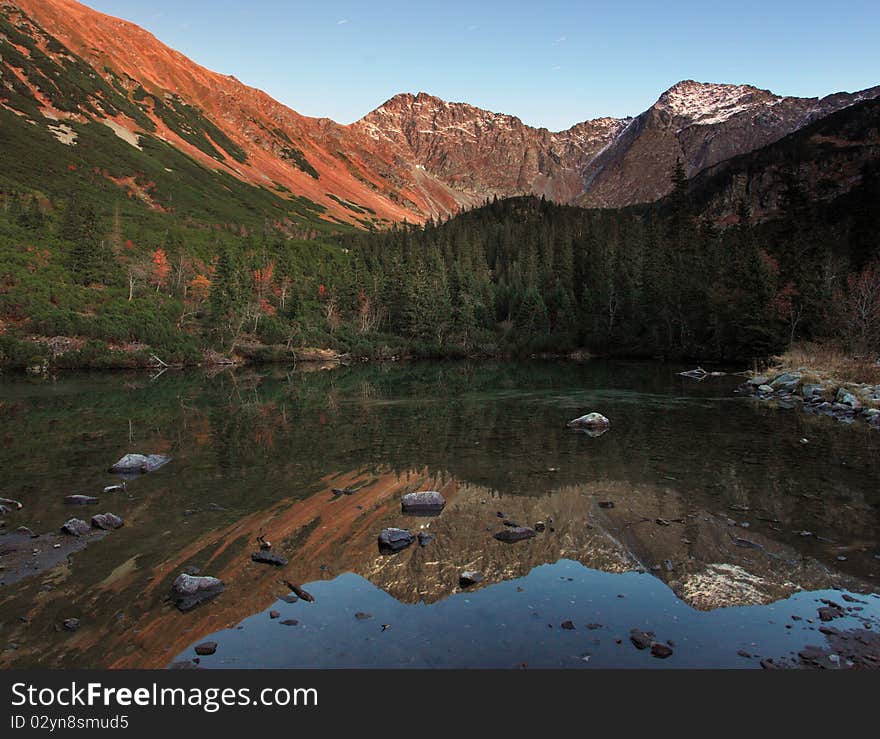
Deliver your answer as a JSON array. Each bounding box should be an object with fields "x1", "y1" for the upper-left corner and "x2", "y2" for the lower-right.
[{"x1": 654, "y1": 80, "x2": 777, "y2": 125}]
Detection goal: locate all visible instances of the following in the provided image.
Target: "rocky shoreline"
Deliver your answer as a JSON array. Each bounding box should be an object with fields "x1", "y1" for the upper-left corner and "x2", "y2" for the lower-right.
[{"x1": 736, "y1": 371, "x2": 880, "y2": 430}]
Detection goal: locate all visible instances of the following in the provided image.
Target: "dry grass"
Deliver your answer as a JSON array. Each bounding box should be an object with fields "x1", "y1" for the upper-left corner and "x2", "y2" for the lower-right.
[{"x1": 763, "y1": 342, "x2": 880, "y2": 386}]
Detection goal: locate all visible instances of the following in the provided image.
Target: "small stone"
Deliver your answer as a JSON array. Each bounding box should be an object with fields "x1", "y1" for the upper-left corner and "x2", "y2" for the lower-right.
[
  {"x1": 251, "y1": 551, "x2": 288, "y2": 566},
  {"x1": 598, "y1": 501, "x2": 615, "y2": 509},
  {"x1": 534, "y1": 521, "x2": 546, "y2": 532},
  {"x1": 493, "y1": 526, "x2": 536, "y2": 543},
  {"x1": 418, "y1": 532, "x2": 435, "y2": 547},
  {"x1": 269, "y1": 611, "x2": 280, "y2": 619},
  {"x1": 194, "y1": 641, "x2": 217, "y2": 656},
  {"x1": 62, "y1": 618, "x2": 80, "y2": 632},
  {"x1": 65, "y1": 495, "x2": 99, "y2": 506},
  {"x1": 651, "y1": 642, "x2": 673, "y2": 659},
  {"x1": 561, "y1": 620, "x2": 576, "y2": 630},
  {"x1": 630, "y1": 629, "x2": 652, "y2": 650},
  {"x1": 355, "y1": 612, "x2": 373, "y2": 620},
  {"x1": 280, "y1": 619, "x2": 299, "y2": 626},
  {"x1": 567, "y1": 413, "x2": 611, "y2": 429}
]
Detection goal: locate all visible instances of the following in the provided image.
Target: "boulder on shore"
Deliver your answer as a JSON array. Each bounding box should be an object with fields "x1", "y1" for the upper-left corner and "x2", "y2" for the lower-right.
[
  {"x1": 109, "y1": 453, "x2": 171, "y2": 475},
  {"x1": 567, "y1": 413, "x2": 611, "y2": 430},
  {"x1": 171, "y1": 573, "x2": 225, "y2": 612},
  {"x1": 401, "y1": 491, "x2": 446, "y2": 514},
  {"x1": 378, "y1": 528, "x2": 415, "y2": 553},
  {"x1": 459, "y1": 571, "x2": 484, "y2": 588},
  {"x1": 836, "y1": 387, "x2": 861, "y2": 409},
  {"x1": 769, "y1": 372, "x2": 801, "y2": 393}
]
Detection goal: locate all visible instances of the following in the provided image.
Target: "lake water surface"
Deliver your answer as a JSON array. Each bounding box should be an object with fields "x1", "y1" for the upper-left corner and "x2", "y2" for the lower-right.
[{"x1": 1, "y1": 361, "x2": 878, "y2": 669}]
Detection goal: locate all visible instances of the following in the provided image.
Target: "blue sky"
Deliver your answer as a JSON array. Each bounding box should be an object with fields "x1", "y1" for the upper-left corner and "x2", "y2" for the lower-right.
[{"x1": 85, "y1": 0, "x2": 880, "y2": 130}]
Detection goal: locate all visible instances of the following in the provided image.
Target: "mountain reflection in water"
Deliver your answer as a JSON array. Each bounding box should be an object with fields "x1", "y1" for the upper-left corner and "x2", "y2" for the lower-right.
[{"x1": 0, "y1": 361, "x2": 878, "y2": 668}]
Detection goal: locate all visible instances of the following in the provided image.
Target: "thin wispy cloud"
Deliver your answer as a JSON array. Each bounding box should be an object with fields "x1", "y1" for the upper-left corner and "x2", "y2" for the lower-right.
[
  {"x1": 337, "y1": 19, "x2": 349, "y2": 25},
  {"x1": 552, "y1": 35, "x2": 566, "y2": 45}
]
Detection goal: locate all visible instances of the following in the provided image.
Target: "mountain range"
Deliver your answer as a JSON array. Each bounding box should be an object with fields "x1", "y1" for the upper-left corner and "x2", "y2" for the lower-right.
[{"x1": 2, "y1": 0, "x2": 879, "y2": 227}]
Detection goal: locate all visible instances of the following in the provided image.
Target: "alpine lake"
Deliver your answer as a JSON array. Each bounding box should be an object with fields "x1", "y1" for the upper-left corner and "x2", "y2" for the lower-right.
[{"x1": 1, "y1": 360, "x2": 878, "y2": 669}]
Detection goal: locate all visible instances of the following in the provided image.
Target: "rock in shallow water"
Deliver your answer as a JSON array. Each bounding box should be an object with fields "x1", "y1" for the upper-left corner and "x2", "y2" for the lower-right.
[
  {"x1": 251, "y1": 551, "x2": 288, "y2": 566},
  {"x1": 651, "y1": 642, "x2": 673, "y2": 659},
  {"x1": 378, "y1": 528, "x2": 415, "y2": 553},
  {"x1": 60, "y1": 518, "x2": 90, "y2": 537},
  {"x1": 91, "y1": 513, "x2": 124, "y2": 530},
  {"x1": 65, "y1": 495, "x2": 99, "y2": 506},
  {"x1": 567, "y1": 413, "x2": 611, "y2": 430},
  {"x1": 194, "y1": 641, "x2": 217, "y2": 656},
  {"x1": 493, "y1": 526, "x2": 536, "y2": 543},
  {"x1": 171, "y1": 574, "x2": 225, "y2": 612},
  {"x1": 109, "y1": 453, "x2": 171, "y2": 474},
  {"x1": 401, "y1": 491, "x2": 446, "y2": 514}
]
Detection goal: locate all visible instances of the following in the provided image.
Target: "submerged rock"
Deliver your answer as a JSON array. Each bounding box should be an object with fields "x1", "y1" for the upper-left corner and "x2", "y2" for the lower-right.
[
  {"x1": 378, "y1": 528, "x2": 415, "y2": 553},
  {"x1": 251, "y1": 551, "x2": 288, "y2": 567},
  {"x1": 91, "y1": 513, "x2": 124, "y2": 530},
  {"x1": 60, "y1": 518, "x2": 90, "y2": 537},
  {"x1": 493, "y1": 526, "x2": 536, "y2": 543},
  {"x1": 459, "y1": 571, "x2": 484, "y2": 588},
  {"x1": 651, "y1": 642, "x2": 673, "y2": 659},
  {"x1": 567, "y1": 413, "x2": 611, "y2": 430},
  {"x1": 630, "y1": 629, "x2": 653, "y2": 650},
  {"x1": 401, "y1": 491, "x2": 446, "y2": 514},
  {"x1": 109, "y1": 453, "x2": 171, "y2": 474},
  {"x1": 64, "y1": 495, "x2": 99, "y2": 506},
  {"x1": 171, "y1": 574, "x2": 225, "y2": 612}
]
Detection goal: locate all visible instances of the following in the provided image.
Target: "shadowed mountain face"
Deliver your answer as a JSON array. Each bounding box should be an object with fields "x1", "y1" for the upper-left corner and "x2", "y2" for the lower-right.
[
  {"x1": 2, "y1": 0, "x2": 877, "y2": 225},
  {"x1": 0, "y1": 362, "x2": 878, "y2": 668}
]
